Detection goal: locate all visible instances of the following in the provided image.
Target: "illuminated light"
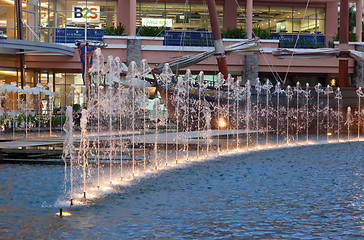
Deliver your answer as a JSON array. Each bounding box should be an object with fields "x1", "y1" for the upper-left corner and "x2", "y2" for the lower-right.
[
  {"x1": 218, "y1": 117, "x2": 227, "y2": 129},
  {"x1": 56, "y1": 209, "x2": 72, "y2": 217},
  {"x1": 0, "y1": 70, "x2": 17, "y2": 76},
  {"x1": 330, "y1": 79, "x2": 336, "y2": 86},
  {"x1": 327, "y1": 132, "x2": 332, "y2": 136}
]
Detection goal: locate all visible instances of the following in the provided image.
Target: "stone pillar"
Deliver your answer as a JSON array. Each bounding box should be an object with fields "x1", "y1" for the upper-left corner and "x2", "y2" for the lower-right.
[
  {"x1": 244, "y1": 55, "x2": 258, "y2": 82},
  {"x1": 127, "y1": 38, "x2": 141, "y2": 65},
  {"x1": 246, "y1": 0, "x2": 253, "y2": 39},
  {"x1": 356, "y1": 0, "x2": 362, "y2": 42},
  {"x1": 223, "y1": 0, "x2": 237, "y2": 29},
  {"x1": 352, "y1": 44, "x2": 364, "y2": 87},
  {"x1": 118, "y1": 0, "x2": 136, "y2": 36}
]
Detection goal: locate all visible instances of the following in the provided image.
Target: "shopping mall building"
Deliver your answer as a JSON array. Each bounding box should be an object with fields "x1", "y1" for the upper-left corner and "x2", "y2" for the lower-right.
[{"x1": 0, "y1": 0, "x2": 363, "y2": 108}]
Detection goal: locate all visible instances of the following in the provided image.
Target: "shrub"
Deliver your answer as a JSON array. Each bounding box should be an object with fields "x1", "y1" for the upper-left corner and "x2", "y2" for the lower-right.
[
  {"x1": 252, "y1": 25, "x2": 271, "y2": 39},
  {"x1": 104, "y1": 22, "x2": 126, "y2": 36},
  {"x1": 332, "y1": 31, "x2": 357, "y2": 42},
  {"x1": 138, "y1": 26, "x2": 164, "y2": 37},
  {"x1": 221, "y1": 27, "x2": 246, "y2": 39}
]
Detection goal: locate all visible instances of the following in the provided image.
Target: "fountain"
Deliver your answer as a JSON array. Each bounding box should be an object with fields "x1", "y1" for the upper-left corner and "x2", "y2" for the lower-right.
[
  {"x1": 285, "y1": 85, "x2": 293, "y2": 144},
  {"x1": 262, "y1": 79, "x2": 273, "y2": 145},
  {"x1": 215, "y1": 73, "x2": 224, "y2": 153},
  {"x1": 356, "y1": 87, "x2": 364, "y2": 139},
  {"x1": 245, "y1": 80, "x2": 251, "y2": 149},
  {"x1": 273, "y1": 82, "x2": 284, "y2": 146},
  {"x1": 324, "y1": 85, "x2": 333, "y2": 141},
  {"x1": 334, "y1": 87, "x2": 342, "y2": 141},
  {"x1": 303, "y1": 83, "x2": 311, "y2": 143},
  {"x1": 58, "y1": 49, "x2": 364, "y2": 209},
  {"x1": 314, "y1": 83, "x2": 324, "y2": 141},
  {"x1": 294, "y1": 82, "x2": 302, "y2": 144},
  {"x1": 3, "y1": 47, "x2": 364, "y2": 239},
  {"x1": 254, "y1": 78, "x2": 262, "y2": 146}
]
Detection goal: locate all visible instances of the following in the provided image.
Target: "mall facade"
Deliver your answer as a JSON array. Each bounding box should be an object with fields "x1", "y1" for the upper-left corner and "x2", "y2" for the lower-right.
[{"x1": 0, "y1": 0, "x2": 362, "y2": 109}]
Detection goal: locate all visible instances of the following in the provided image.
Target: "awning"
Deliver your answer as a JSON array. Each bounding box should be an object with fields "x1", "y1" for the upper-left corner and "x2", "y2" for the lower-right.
[{"x1": 0, "y1": 38, "x2": 74, "y2": 56}]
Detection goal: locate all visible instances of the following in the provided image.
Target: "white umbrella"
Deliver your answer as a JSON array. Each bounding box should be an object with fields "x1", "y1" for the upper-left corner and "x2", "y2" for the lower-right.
[
  {"x1": 0, "y1": 82, "x2": 24, "y2": 138},
  {"x1": 0, "y1": 82, "x2": 24, "y2": 93},
  {"x1": 23, "y1": 87, "x2": 54, "y2": 95}
]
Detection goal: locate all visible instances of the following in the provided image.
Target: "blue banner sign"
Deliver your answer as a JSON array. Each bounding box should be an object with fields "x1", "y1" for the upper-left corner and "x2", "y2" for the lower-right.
[
  {"x1": 162, "y1": 30, "x2": 214, "y2": 47},
  {"x1": 272, "y1": 33, "x2": 326, "y2": 48},
  {"x1": 55, "y1": 28, "x2": 104, "y2": 43}
]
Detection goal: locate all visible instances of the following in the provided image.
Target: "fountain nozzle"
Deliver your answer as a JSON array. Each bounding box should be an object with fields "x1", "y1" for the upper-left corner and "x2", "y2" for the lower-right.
[
  {"x1": 70, "y1": 199, "x2": 73, "y2": 206},
  {"x1": 83, "y1": 192, "x2": 86, "y2": 199},
  {"x1": 59, "y1": 208, "x2": 63, "y2": 217}
]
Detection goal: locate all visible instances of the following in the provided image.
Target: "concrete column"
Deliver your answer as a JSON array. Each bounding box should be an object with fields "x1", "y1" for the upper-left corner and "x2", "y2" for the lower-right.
[
  {"x1": 339, "y1": 0, "x2": 349, "y2": 88},
  {"x1": 353, "y1": 44, "x2": 364, "y2": 87},
  {"x1": 244, "y1": 55, "x2": 258, "y2": 82},
  {"x1": 127, "y1": 39, "x2": 141, "y2": 65},
  {"x1": 356, "y1": 0, "x2": 362, "y2": 42},
  {"x1": 246, "y1": 0, "x2": 253, "y2": 39},
  {"x1": 223, "y1": 0, "x2": 237, "y2": 29},
  {"x1": 117, "y1": 0, "x2": 136, "y2": 36}
]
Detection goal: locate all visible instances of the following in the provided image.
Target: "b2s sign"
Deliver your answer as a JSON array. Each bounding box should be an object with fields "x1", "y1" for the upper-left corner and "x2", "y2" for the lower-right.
[{"x1": 72, "y1": 6, "x2": 100, "y2": 23}]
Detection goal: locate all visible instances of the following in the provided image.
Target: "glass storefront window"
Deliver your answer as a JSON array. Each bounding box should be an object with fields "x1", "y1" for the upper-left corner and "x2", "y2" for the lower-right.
[
  {"x1": 0, "y1": 0, "x2": 16, "y2": 39},
  {"x1": 64, "y1": 0, "x2": 117, "y2": 29},
  {"x1": 54, "y1": 73, "x2": 66, "y2": 108},
  {"x1": 138, "y1": 2, "x2": 223, "y2": 31},
  {"x1": 236, "y1": 5, "x2": 246, "y2": 30},
  {"x1": 242, "y1": 6, "x2": 326, "y2": 35},
  {"x1": 252, "y1": 6, "x2": 269, "y2": 30},
  {"x1": 138, "y1": 2, "x2": 166, "y2": 27}
]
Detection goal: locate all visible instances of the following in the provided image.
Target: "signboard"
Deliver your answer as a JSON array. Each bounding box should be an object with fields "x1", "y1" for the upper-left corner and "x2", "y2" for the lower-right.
[
  {"x1": 142, "y1": 18, "x2": 173, "y2": 27},
  {"x1": 72, "y1": 6, "x2": 100, "y2": 23},
  {"x1": 55, "y1": 28, "x2": 104, "y2": 43}
]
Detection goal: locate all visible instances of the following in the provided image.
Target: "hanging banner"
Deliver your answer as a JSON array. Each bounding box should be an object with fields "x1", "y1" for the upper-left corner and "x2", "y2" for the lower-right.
[{"x1": 77, "y1": 43, "x2": 95, "y2": 85}]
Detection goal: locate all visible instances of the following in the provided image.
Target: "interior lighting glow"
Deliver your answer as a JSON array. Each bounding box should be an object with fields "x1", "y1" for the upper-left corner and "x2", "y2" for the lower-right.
[{"x1": 218, "y1": 117, "x2": 227, "y2": 129}]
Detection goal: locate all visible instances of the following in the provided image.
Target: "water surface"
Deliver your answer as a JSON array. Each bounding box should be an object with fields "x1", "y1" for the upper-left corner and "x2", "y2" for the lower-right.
[{"x1": 0, "y1": 142, "x2": 364, "y2": 239}]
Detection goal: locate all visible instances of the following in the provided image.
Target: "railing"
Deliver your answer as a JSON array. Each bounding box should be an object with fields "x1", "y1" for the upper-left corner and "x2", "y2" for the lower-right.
[
  {"x1": 25, "y1": 27, "x2": 330, "y2": 49},
  {"x1": 162, "y1": 30, "x2": 214, "y2": 47},
  {"x1": 271, "y1": 33, "x2": 328, "y2": 48}
]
